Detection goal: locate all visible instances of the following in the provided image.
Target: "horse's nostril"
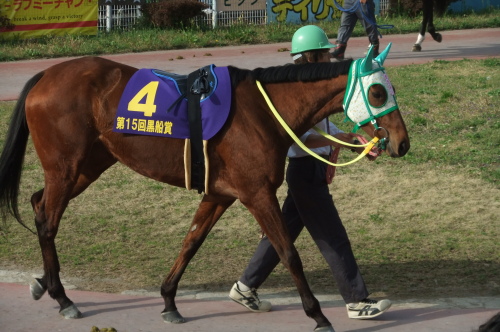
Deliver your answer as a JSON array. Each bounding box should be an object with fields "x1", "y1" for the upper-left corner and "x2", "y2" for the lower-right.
[{"x1": 399, "y1": 141, "x2": 409, "y2": 157}]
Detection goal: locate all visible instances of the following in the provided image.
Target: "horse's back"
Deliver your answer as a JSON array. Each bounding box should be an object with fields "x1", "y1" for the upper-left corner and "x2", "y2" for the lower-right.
[
  {"x1": 26, "y1": 56, "x2": 135, "y2": 121},
  {"x1": 29, "y1": 56, "x2": 134, "y2": 107},
  {"x1": 42, "y1": 56, "x2": 136, "y2": 76}
]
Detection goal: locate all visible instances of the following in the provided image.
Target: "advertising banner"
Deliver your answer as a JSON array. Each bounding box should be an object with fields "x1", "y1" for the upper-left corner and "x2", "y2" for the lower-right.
[
  {"x1": 0, "y1": 0, "x2": 98, "y2": 39},
  {"x1": 98, "y1": 0, "x2": 143, "y2": 5},
  {"x1": 216, "y1": 0, "x2": 266, "y2": 11},
  {"x1": 268, "y1": 0, "x2": 344, "y2": 23}
]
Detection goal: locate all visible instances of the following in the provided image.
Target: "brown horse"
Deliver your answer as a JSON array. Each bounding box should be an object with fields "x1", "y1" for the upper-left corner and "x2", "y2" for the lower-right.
[{"x1": 0, "y1": 46, "x2": 409, "y2": 331}]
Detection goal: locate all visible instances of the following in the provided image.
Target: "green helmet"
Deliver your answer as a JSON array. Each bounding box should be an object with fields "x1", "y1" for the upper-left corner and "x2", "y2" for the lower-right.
[{"x1": 290, "y1": 25, "x2": 336, "y2": 54}]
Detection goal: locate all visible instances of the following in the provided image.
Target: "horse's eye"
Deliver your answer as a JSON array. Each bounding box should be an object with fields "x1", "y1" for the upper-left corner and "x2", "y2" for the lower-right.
[{"x1": 368, "y1": 83, "x2": 388, "y2": 107}]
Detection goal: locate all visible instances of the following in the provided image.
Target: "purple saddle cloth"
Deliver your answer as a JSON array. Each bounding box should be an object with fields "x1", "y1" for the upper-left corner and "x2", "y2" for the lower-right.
[{"x1": 113, "y1": 65, "x2": 231, "y2": 140}]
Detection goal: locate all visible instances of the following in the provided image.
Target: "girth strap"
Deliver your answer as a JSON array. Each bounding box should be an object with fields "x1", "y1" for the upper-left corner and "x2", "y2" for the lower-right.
[{"x1": 187, "y1": 68, "x2": 211, "y2": 193}]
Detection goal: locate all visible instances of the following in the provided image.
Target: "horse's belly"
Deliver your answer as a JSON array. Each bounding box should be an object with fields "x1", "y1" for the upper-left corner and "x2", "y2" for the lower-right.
[{"x1": 103, "y1": 134, "x2": 187, "y2": 187}]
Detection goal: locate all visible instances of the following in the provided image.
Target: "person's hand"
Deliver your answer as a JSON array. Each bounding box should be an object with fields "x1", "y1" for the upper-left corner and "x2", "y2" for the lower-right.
[
  {"x1": 349, "y1": 137, "x2": 377, "y2": 161},
  {"x1": 353, "y1": 145, "x2": 377, "y2": 161}
]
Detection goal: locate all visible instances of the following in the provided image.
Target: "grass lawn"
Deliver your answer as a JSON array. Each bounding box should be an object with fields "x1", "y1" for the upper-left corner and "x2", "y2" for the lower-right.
[{"x1": 0, "y1": 57, "x2": 498, "y2": 300}]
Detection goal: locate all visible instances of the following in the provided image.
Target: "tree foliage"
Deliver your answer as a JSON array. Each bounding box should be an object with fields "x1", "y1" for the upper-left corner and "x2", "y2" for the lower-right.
[
  {"x1": 388, "y1": 0, "x2": 460, "y2": 17},
  {"x1": 140, "y1": 0, "x2": 209, "y2": 28}
]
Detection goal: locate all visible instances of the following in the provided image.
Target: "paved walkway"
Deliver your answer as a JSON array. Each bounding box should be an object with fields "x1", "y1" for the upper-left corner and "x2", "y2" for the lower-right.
[
  {"x1": 0, "y1": 28, "x2": 499, "y2": 331},
  {"x1": 1, "y1": 282, "x2": 499, "y2": 332},
  {"x1": 0, "y1": 28, "x2": 499, "y2": 101}
]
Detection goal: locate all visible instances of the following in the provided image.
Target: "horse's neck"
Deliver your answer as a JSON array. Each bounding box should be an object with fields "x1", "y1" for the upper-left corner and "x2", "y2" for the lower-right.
[{"x1": 266, "y1": 77, "x2": 348, "y2": 136}]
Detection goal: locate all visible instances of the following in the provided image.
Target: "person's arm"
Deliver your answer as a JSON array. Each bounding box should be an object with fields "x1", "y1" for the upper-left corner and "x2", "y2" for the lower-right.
[
  {"x1": 326, "y1": 121, "x2": 376, "y2": 160},
  {"x1": 304, "y1": 132, "x2": 356, "y2": 149},
  {"x1": 304, "y1": 122, "x2": 376, "y2": 160}
]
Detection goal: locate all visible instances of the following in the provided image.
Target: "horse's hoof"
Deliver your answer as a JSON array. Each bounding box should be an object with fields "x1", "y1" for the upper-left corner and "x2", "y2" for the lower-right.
[
  {"x1": 314, "y1": 325, "x2": 335, "y2": 332},
  {"x1": 30, "y1": 278, "x2": 47, "y2": 300},
  {"x1": 412, "y1": 44, "x2": 421, "y2": 52},
  {"x1": 59, "y1": 303, "x2": 83, "y2": 319},
  {"x1": 434, "y1": 33, "x2": 443, "y2": 43},
  {"x1": 162, "y1": 310, "x2": 186, "y2": 324}
]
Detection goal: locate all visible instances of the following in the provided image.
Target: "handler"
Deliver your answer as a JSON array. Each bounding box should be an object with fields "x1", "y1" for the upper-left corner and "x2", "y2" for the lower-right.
[
  {"x1": 228, "y1": 25, "x2": 391, "y2": 320},
  {"x1": 331, "y1": 0, "x2": 381, "y2": 60}
]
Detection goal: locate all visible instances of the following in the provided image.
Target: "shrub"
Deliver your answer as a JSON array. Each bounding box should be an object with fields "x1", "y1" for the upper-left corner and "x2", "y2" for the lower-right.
[
  {"x1": 140, "y1": 0, "x2": 209, "y2": 29},
  {"x1": 0, "y1": 14, "x2": 15, "y2": 31}
]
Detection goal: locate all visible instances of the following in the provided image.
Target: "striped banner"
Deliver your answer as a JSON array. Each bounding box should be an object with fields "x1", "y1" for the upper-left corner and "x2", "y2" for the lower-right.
[{"x1": 0, "y1": 0, "x2": 98, "y2": 39}]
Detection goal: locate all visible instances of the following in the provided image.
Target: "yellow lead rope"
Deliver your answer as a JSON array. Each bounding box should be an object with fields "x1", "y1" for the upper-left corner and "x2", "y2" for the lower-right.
[
  {"x1": 313, "y1": 126, "x2": 370, "y2": 148},
  {"x1": 256, "y1": 80, "x2": 379, "y2": 167}
]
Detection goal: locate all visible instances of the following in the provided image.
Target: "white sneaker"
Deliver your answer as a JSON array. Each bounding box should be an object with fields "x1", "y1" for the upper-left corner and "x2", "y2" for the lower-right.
[
  {"x1": 229, "y1": 282, "x2": 272, "y2": 312},
  {"x1": 347, "y1": 298, "x2": 391, "y2": 319}
]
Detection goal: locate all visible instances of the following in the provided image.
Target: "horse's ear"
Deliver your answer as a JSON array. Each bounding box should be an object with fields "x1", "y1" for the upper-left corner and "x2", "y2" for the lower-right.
[
  {"x1": 375, "y1": 42, "x2": 392, "y2": 66},
  {"x1": 361, "y1": 45, "x2": 375, "y2": 73}
]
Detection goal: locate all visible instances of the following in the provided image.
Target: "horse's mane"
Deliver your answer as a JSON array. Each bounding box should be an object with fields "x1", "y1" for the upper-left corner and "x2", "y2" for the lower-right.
[{"x1": 228, "y1": 59, "x2": 354, "y2": 85}]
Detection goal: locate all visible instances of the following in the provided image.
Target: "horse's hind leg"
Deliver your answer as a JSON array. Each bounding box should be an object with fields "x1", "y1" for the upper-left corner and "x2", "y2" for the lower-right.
[
  {"x1": 413, "y1": 3, "x2": 431, "y2": 52},
  {"x1": 161, "y1": 195, "x2": 235, "y2": 323},
  {"x1": 242, "y1": 190, "x2": 332, "y2": 331},
  {"x1": 30, "y1": 176, "x2": 83, "y2": 318},
  {"x1": 413, "y1": 0, "x2": 441, "y2": 51},
  {"x1": 29, "y1": 141, "x2": 117, "y2": 318},
  {"x1": 427, "y1": 10, "x2": 442, "y2": 43}
]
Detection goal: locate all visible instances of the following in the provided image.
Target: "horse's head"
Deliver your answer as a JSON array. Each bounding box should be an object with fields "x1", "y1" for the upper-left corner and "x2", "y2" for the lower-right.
[{"x1": 343, "y1": 43, "x2": 410, "y2": 157}]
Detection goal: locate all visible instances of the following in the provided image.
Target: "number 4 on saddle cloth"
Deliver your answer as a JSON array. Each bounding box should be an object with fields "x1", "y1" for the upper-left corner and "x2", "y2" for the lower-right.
[
  {"x1": 114, "y1": 65, "x2": 231, "y2": 140},
  {"x1": 113, "y1": 65, "x2": 232, "y2": 194}
]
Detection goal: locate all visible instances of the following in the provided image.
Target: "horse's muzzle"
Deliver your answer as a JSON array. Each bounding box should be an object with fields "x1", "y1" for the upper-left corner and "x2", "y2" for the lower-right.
[{"x1": 387, "y1": 138, "x2": 410, "y2": 158}]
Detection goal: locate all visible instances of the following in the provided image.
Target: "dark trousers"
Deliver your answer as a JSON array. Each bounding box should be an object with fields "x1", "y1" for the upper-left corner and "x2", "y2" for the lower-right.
[
  {"x1": 240, "y1": 156, "x2": 369, "y2": 303},
  {"x1": 337, "y1": 0, "x2": 379, "y2": 45}
]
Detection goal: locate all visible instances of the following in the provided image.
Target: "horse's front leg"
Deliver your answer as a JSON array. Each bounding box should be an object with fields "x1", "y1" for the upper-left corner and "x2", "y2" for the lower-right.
[
  {"x1": 242, "y1": 190, "x2": 333, "y2": 332},
  {"x1": 161, "y1": 195, "x2": 235, "y2": 323},
  {"x1": 30, "y1": 188, "x2": 82, "y2": 319}
]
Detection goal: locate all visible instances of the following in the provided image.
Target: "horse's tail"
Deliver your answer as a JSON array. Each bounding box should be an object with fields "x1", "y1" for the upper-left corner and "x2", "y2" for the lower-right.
[{"x1": 0, "y1": 71, "x2": 44, "y2": 230}]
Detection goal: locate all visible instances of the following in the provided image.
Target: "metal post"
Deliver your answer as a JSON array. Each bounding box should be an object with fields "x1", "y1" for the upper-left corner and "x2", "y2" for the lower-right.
[
  {"x1": 106, "y1": 5, "x2": 113, "y2": 32},
  {"x1": 136, "y1": 5, "x2": 142, "y2": 23},
  {"x1": 212, "y1": 0, "x2": 217, "y2": 29}
]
